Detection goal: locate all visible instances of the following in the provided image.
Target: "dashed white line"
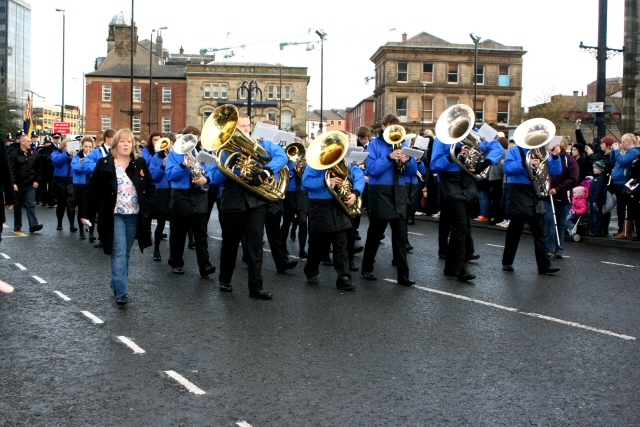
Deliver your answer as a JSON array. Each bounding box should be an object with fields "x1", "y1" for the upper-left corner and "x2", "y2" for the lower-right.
[
  {"x1": 15, "y1": 263, "x2": 26, "y2": 270},
  {"x1": 408, "y1": 231, "x2": 424, "y2": 236},
  {"x1": 33, "y1": 276, "x2": 47, "y2": 284},
  {"x1": 486, "y1": 244, "x2": 504, "y2": 248},
  {"x1": 116, "y1": 336, "x2": 146, "y2": 354},
  {"x1": 54, "y1": 291, "x2": 71, "y2": 301},
  {"x1": 164, "y1": 370, "x2": 206, "y2": 395},
  {"x1": 0, "y1": 252, "x2": 10, "y2": 259},
  {"x1": 601, "y1": 261, "x2": 638, "y2": 268},
  {"x1": 237, "y1": 421, "x2": 254, "y2": 427},
  {"x1": 81, "y1": 311, "x2": 104, "y2": 324},
  {"x1": 209, "y1": 236, "x2": 222, "y2": 240},
  {"x1": 382, "y1": 279, "x2": 635, "y2": 341}
]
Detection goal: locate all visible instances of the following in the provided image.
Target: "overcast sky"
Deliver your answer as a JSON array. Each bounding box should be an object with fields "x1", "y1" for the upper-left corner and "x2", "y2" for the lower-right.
[{"x1": 28, "y1": 0, "x2": 625, "y2": 116}]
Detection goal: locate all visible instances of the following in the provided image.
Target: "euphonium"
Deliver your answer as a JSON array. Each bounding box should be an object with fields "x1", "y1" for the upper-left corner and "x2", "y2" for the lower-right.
[
  {"x1": 383, "y1": 124, "x2": 407, "y2": 174},
  {"x1": 200, "y1": 104, "x2": 289, "y2": 202},
  {"x1": 286, "y1": 141, "x2": 306, "y2": 179},
  {"x1": 513, "y1": 118, "x2": 556, "y2": 198},
  {"x1": 154, "y1": 137, "x2": 171, "y2": 154},
  {"x1": 173, "y1": 134, "x2": 208, "y2": 193},
  {"x1": 306, "y1": 131, "x2": 362, "y2": 218},
  {"x1": 435, "y1": 103, "x2": 489, "y2": 181}
]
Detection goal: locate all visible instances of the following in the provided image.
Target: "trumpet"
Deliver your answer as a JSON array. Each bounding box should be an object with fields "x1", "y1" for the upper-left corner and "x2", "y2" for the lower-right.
[
  {"x1": 154, "y1": 137, "x2": 171, "y2": 154},
  {"x1": 383, "y1": 124, "x2": 407, "y2": 174},
  {"x1": 173, "y1": 134, "x2": 208, "y2": 193}
]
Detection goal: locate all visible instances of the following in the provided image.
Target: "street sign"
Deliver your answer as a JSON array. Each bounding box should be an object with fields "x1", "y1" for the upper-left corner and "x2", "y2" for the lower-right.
[
  {"x1": 53, "y1": 121, "x2": 71, "y2": 134},
  {"x1": 587, "y1": 102, "x2": 604, "y2": 113}
]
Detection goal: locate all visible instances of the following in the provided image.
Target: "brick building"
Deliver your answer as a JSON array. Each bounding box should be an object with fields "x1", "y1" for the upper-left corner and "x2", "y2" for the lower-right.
[{"x1": 345, "y1": 96, "x2": 375, "y2": 135}]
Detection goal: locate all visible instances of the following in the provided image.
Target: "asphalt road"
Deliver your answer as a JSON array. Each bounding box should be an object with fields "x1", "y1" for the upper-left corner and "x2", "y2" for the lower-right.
[{"x1": 1, "y1": 206, "x2": 639, "y2": 426}]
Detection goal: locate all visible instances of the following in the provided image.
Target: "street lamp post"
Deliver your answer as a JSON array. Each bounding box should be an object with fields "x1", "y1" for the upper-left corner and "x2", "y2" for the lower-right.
[
  {"x1": 469, "y1": 33, "x2": 481, "y2": 120},
  {"x1": 55, "y1": 8, "x2": 65, "y2": 122},
  {"x1": 421, "y1": 83, "x2": 426, "y2": 134},
  {"x1": 149, "y1": 27, "x2": 167, "y2": 134},
  {"x1": 316, "y1": 30, "x2": 326, "y2": 133}
]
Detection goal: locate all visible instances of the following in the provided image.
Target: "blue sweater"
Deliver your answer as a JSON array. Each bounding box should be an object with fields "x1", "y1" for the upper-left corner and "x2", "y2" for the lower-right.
[
  {"x1": 70, "y1": 153, "x2": 94, "y2": 185},
  {"x1": 149, "y1": 153, "x2": 171, "y2": 189},
  {"x1": 366, "y1": 136, "x2": 409, "y2": 186},
  {"x1": 504, "y1": 146, "x2": 562, "y2": 184},
  {"x1": 302, "y1": 163, "x2": 365, "y2": 200},
  {"x1": 611, "y1": 147, "x2": 640, "y2": 184},
  {"x1": 51, "y1": 150, "x2": 72, "y2": 177}
]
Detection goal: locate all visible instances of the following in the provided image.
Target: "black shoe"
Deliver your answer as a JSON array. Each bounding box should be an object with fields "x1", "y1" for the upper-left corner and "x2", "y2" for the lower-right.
[
  {"x1": 298, "y1": 251, "x2": 308, "y2": 260},
  {"x1": 457, "y1": 272, "x2": 476, "y2": 282},
  {"x1": 250, "y1": 290, "x2": 273, "y2": 300},
  {"x1": 321, "y1": 256, "x2": 333, "y2": 266},
  {"x1": 502, "y1": 264, "x2": 514, "y2": 271},
  {"x1": 465, "y1": 254, "x2": 480, "y2": 261},
  {"x1": 188, "y1": 242, "x2": 196, "y2": 249},
  {"x1": 553, "y1": 253, "x2": 563, "y2": 259},
  {"x1": 162, "y1": 233, "x2": 168, "y2": 240},
  {"x1": 397, "y1": 277, "x2": 415, "y2": 286},
  {"x1": 306, "y1": 275, "x2": 319, "y2": 285},
  {"x1": 56, "y1": 225, "x2": 63, "y2": 231},
  {"x1": 29, "y1": 224, "x2": 43, "y2": 233},
  {"x1": 13, "y1": 227, "x2": 21, "y2": 232},
  {"x1": 444, "y1": 269, "x2": 459, "y2": 277},
  {"x1": 94, "y1": 240, "x2": 103, "y2": 248},
  {"x1": 200, "y1": 265, "x2": 216, "y2": 277},
  {"x1": 361, "y1": 270, "x2": 377, "y2": 280},
  {"x1": 153, "y1": 252, "x2": 161, "y2": 261},
  {"x1": 539, "y1": 267, "x2": 560, "y2": 275},
  {"x1": 353, "y1": 245, "x2": 364, "y2": 254},
  {"x1": 336, "y1": 276, "x2": 355, "y2": 291},
  {"x1": 277, "y1": 260, "x2": 298, "y2": 273},
  {"x1": 70, "y1": 227, "x2": 78, "y2": 232},
  {"x1": 88, "y1": 235, "x2": 96, "y2": 243},
  {"x1": 79, "y1": 231, "x2": 86, "y2": 240},
  {"x1": 116, "y1": 295, "x2": 128, "y2": 306},
  {"x1": 349, "y1": 262, "x2": 359, "y2": 272},
  {"x1": 354, "y1": 234, "x2": 362, "y2": 241},
  {"x1": 172, "y1": 267, "x2": 185, "y2": 274},
  {"x1": 219, "y1": 283, "x2": 233, "y2": 292},
  {"x1": 406, "y1": 244, "x2": 413, "y2": 252}
]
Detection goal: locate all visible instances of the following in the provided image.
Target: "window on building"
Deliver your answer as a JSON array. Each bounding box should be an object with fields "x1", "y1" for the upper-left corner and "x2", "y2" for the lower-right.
[
  {"x1": 447, "y1": 98, "x2": 459, "y2": 108},
  {"x1": 284, "y1": 86, "x2": 292, "y2": 100},
  {"x1": 422, "y1": 63, "x2": 433, "y2": 83},
  {"x1": 162, "y1": 87, "x2": 172, "y2": 103},
  {"x1": 213, "y1": 85, "x2": 219, "y2": 99},
  {"x1": 239, "y1": 87, "x2": 257, "y2": 99},
  {"x1": 101, "y1": 115, "x2": 111, "y2": 131},
  {"x1": 396, "y1": 97, "x2": 408, "y2": 121},
  {"x1": 497, "y1": 100, "x2": 509, "y2": 124},
  {"x1": 330, "y1": 120, "x2": 334, "y2": 125},
  {"x1": 448, "y1": 63, "x2": 459, "y2": 83},
  {"x1": 132, "y1": 116, "x2": 141, "y2": 133},
  {"x1": 475, "y1": 65, "x2": 484, "y2": 85},
  {"x1": 475, "y1": 100, "x2": 485, "y2": 123},
  {"x1": 281, "y1": 112, "x2": 292, "y2": 130},
  {"x1": 220, "y1": 85, "x2": 227, "y2": 99},
  {"x1": 338, "y1": 120, "x2": 341, "y2": 125},
  {"x1": 268, "y1": 86, "x2": 275, "y2": 100},
  {"x1": 162, "y1": 117, "x2": 172, "y2": 133},
  {"x1": 267, "y1": 111, "x2": 277, "y2": 122},
  {"x1": 422, "y1": 98, "x2": 434, "y2": 123},
  {"x1": 133, "y1": 86, "x2": 142, "y2": 102},
  {"x1": 499, "y1": 66, "x2": 510, "y2": 86},
  {"x1": 397, "y1": 62, "x2": 408, "y2": 83},
  {"x1": 204, "y1": 84, "x2": 211, "y2": 98},
  {"x1": 102, "y1": 85, "x2": 111, "y2": 102}
]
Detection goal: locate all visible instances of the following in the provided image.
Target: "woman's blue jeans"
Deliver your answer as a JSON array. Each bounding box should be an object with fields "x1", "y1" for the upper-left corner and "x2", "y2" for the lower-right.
[
  {"x1": 111, "y1": 214, "x2": 138, "y2": 298},
  {"x1": 544, "y1": 200, "x2": 571, "y2": 255}
]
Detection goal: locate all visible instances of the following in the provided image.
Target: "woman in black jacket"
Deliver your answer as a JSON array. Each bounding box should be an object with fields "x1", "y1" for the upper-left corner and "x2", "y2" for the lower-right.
[{"x1": 80, "y1": 129, "x2": 155, "y2": 306}]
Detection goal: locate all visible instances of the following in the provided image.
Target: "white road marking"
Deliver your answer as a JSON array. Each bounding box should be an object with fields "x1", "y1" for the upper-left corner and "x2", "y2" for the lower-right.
[
  {"x1": 601, "y1": 261, "x2": 638, "y2": 268},
  {"x1": 116, "y1": 336, "x2": 146, "y2": 354},
  {"x1": 164, "y1": 370, "x2": 206, "y2": 395},
  {"x1": 382, "y1": 279, "x2": 636, "y2": 341},
  {"x1": 0, "y1": 253, "x2": 10, "y2": 259},
  {"x1": 237, "y1": 421, "x2": 254, "y2": 427},
  {"x1": 54, "y1": 291, "x2": 71, "y2": 301},
  {"x1": 15, "y1": 263, "x2": 26, "y2": 270},
  {"x1": 209, "y1": 236, "x2": 222, "y2": 240},
  {"x1": 33, "y1": 276, "x2": 47, "y2": 284},
  {"x1": 81, "y1": 311, "x2": 104, "y2": 324},
  {"x1": 486, "y1": 244, "x2": 504, "y2": 248},
  {"x1": 408, "y1": 231, "x2": 424, "y2": 236}
]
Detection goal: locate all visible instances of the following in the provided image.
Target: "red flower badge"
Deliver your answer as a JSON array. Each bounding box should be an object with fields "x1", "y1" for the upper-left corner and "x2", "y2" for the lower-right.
[{"x1": 140, "y1": 170, "x2": 145, "y2": 177}]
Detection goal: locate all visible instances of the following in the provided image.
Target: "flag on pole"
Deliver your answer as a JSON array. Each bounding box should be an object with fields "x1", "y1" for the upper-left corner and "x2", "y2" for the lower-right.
[{"x1": 23, "y1": 95, "x2": 33, "y2": 137}]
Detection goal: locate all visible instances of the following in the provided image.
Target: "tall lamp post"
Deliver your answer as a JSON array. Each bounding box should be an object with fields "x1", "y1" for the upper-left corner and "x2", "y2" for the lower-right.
[
  {"x1": 469, "y1": 33, "x2": 481, "y2": 120},
  {"x1": 55, "y1": 8, "x2": 65, "y2": 122},
  {"x1": 149, "y1": 26, "x2": 168, "y2": 134},
  {"x1": 421, "y1": 83, "x2": 426, "y2": 134},
  {"x1": 315, "y1": 29, "x2": 327, "y2": 132}
]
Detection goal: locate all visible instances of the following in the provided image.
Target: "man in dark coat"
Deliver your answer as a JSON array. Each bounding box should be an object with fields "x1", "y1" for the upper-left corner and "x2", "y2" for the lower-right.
[
  {"x1": 1, "y1": 136, "x2": 17, "y2": 243},
  {"x1": 8, "y1": 134, "x2": 43, "y2": 233}
]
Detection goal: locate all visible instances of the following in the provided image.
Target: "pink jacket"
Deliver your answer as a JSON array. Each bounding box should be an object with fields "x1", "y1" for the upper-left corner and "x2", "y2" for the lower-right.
[{"x1": 570, "y1": 186, "x2": 589, "y2": 216}]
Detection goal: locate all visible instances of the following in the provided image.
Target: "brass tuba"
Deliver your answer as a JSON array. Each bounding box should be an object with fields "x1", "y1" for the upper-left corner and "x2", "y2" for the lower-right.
[
  {"x1": 513, "y1": 118, "x2": 556, "y2": 198},
  {"x1": 383, "y1": 124, "x2": 407, "y2": 174},
  {"x1": 173, "y1": 134, "x2": 208, "y2": 192},
  {"x1": 286, "y1": 141, "x2": 307, "y2": 179},
  {"x1": 154, "y1": 137, "x2": 171, "y2": 154},
  {"x1": 200, "y1": 104, "x2": 289, "y2": 202},
  {"x1": 305, "y1": 131, "x2": 362, "y2": 218},
  {"x1": 435, "y1": 103, "x2": 489, "y2": 181}
]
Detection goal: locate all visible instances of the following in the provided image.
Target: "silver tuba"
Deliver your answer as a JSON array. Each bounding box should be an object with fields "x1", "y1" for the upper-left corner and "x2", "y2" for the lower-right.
[
  {"x1": 435, "y1": 103, "x2": 489, "y2": 181},
  {"x1": 200, "y1": 104, "x2": 289, "y2": 202},
  {"x1": 382, "y1": 124, "x2": 407, "y2": 174},
  {"x1": 513, "y1": 118, "x2": 556, "y2": 198},
  {"x1": 173, "y1": 134, "x2": 208, "y2": 192}
]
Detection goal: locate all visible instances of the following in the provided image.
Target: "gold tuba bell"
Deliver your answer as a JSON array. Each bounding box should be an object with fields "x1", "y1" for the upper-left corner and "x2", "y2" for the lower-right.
[
  {"x1": 435, "y1": 103, "x2": 490, "y2": 181},
  {"x1": 154, "y1": 137, "x2": 171, "y2": 154},
  {"x1": 383, "y1": 124, "x2": 407, "y2": 174},
  {"x1": 306, "y1": 131, "x2": 362, "y2": 218},
  {"x1": 286, "y1": 141, "x2": 307, "y2": 179},
  {"x1": 200, "y1": 104, "x2": 289, "y2": 202},
  {"x1": 513, "y1": 118, "x2": 556, "y2": 198}
]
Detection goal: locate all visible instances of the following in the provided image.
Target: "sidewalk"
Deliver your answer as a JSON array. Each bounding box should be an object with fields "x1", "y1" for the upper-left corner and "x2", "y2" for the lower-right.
[{"x1": 414, "y1": 208, "x2": 640, "y2": 252}]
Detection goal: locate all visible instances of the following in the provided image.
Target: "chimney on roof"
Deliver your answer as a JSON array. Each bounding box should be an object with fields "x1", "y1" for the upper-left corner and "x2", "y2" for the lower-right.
[
  {"x1": 402, "y1": 33, "x2": 407, "y2": 42},
  {"x1": 573, "y1": 91, "x2": 579, "y2": 96},
  {"x1": 179, "y1": 45, "x2": 184, "y2": 55}
]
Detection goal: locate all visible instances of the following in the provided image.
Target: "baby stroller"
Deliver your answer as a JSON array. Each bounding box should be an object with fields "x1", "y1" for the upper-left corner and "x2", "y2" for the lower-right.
[
  {"x1": 567, "y1": 213, "x2": 590, "y2": 242},
  {"x1": 566, "y1": 180, "x2": 591, "y2": 242}
]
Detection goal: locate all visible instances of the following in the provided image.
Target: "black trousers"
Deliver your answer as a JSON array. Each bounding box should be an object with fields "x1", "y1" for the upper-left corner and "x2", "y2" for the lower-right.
[
  {"x1": 346, "y1": 215, "x2": 361, "y2": 262},
  {"x1": 439, "y1": 199, "x2": 475, "y2": 260},
  {"x1": 441, "y1": 199, "x2": 473, "y2": 274},
  {"x1": 169, "y1": 213, "x2": 211, "y2": 271},
  {"x1": 361, "y1": 217, "x2": 409, "y2": 279},
  {"x1": 219, "y1": 205, "x2": 268, "y2": 294},
  {"x1": 488, "y1": 179, "x2": 505, "y2": 223},
  {"x1": 502, "y1": 214, "x2": 551, "y2": 271},
  {"x1": 304, "y1": 229, "x2": 349, "y2": 280},
  {"x1": 264, "y1": 210, "x2": 289, "y2": 269}
]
